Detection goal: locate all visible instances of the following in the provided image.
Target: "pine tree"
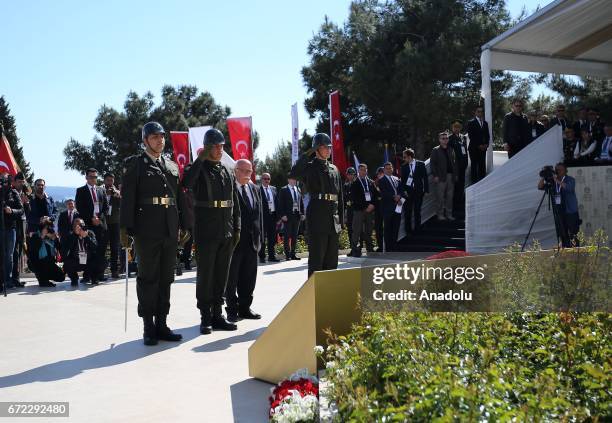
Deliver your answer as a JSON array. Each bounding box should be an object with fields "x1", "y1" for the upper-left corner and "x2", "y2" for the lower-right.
[{"x1": 0, "y1": 96, "x2": 33, "y2": 182}]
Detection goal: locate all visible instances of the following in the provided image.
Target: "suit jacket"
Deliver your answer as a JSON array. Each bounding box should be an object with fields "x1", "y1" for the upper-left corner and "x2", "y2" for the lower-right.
[
  {"x1": 351, "y1": 177, "x2": 377, "y2": 212},
  {"x1": 278, "y1": 185, "x2": 304, "y2": 218},
  {"x1": 236, "y1": 181, "x2": 264, "y2": 253},
  {"x1": 58, "y1": 209, "x2": 80, "y2": 241},
  {"x1": 103, "y1": 185, "x2": 122, "y2": 225},
  {"x1": 550, "y1": 117, "x2": 569, "y2": 131},
  {"x1": 528, "y1": 121, "x2": 546, "y2": 142},
  {"x1": 466, "y1": 117, "x2": 490, "y2": 154},
  {"x1": 61, "y1": 230, "x2": 98, "y2": 263},
  {"x1": 430, "y1": 146, "x2": 458, "y2": 181},
  {"x1": 27, "y1": 194, "x2": 57, "y2": 232},
  {"x1": 502, "y1": 112, "x2": 530, "y2": 152},
  {"x1": 75, "y1": 184, "x2": 109, "y2": 231},
  {"x1": 259, "y1": 185, "x2": 278, "y2": 219},
  {"x1": 378, "y1": 174, "x2": 401, "y2": 217},
  {"x1": 400, "y1": 160, "x2": 428, "y2": 198}
]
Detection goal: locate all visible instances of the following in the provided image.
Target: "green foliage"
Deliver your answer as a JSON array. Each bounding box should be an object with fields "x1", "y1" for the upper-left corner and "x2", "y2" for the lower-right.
[
  {"x1": 258, "y1": 131, "x2": 312, "y2": 187},
  {"x1": 0, "y1": 96, "x2": 33, "y2": 182},
  {"x1": 323, "y1": 312, "x2": 611, "y2": 421},
  {"x1": 63, "y1": 85, "x2": 237, "y2": 180},
  {"x1": 537, "y1": 75, "x2": 612, "y2": 122},
  {"x1": 302, "y1": 0, "x2": 521, "y2": 162}
]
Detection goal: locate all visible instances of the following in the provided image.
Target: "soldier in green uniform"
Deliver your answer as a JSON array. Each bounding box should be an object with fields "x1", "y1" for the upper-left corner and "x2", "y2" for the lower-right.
[
  {"x1": 120, "y1": 122, "x2": 184, "y2": 346},
  {"x1": 290, "y1": 133, "x2": 343, "y2": 277},
  {"x1": 182, "y1": 128, "x2": 241, "y2": 335},
  {"x1": 343, "y1": 167, "x2": 356, "y2": 256}
]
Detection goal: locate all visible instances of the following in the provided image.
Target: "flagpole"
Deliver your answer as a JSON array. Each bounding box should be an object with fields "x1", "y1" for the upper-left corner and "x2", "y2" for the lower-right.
[{"x1": 329, "y1": 92, "x2": 334, "y2": 163}]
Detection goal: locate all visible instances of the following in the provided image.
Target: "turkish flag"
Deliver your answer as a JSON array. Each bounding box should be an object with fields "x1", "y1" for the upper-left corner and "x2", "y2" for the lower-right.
[
  {"x1": 170, "y1": 131, "x2": 189, "y2": 180},
  {"x1": 329, "y1": 91, "x2": 349, "y2": 176},
  {"x1": 0, "y1": 133, "x2": 20, "y2": 175},
  {"x1": 227, "y1": 117, "x2": 253, "y2": 162}
]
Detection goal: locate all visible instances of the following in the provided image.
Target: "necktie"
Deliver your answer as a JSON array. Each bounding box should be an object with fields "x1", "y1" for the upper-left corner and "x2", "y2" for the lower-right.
[
  {"x1": 91, "y1": 187, "x2": 97, "y2": 203},
  {"x1": 68, "y1": 211, "x2": 73, "y2": 225},
  {"x1": 291, "y1": 186, "x2": 297, "y2": 202},
  {"x1": 361, "y1": 178, "x2": 368, "y2": 192},
  {"x1": 242, "y1": 185, "x2": 251, "y2": 209},
  {"x1": 156, "y1": 159, "x2": 165, "y2": 172},
  {"x1": 266, "y1": 187, "x2": 271, "y2": 202}
]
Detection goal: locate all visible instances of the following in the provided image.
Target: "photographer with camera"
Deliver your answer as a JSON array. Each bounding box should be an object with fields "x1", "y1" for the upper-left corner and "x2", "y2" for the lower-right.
[
  {"x1": 103, "y1": 172, "x2": 121, "y2": 279},
  {"x1": 538, "y1": 163, "x2": 581, "y2": 248},
  {"x1": 0, "y1": 175, "x2": 24, "y2": 290},
  {"x1": 62, "y1": 218, "x2": 100, "y2": 286},
  {"x1": 26, "y1": 179, "x2": 57, "y2": 235},
  {"x1": 28, "y1": 216, "x2": 65, "y2": 287}
]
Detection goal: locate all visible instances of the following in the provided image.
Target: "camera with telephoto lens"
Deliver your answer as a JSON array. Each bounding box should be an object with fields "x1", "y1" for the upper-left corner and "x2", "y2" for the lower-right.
[{"x1": 539, "y1": 165, "x2": 556, "y2": 188}]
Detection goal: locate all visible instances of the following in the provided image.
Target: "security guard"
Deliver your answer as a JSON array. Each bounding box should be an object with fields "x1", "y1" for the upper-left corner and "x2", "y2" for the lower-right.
[
  {"x1": 290, "y1": 133, "x2": 343, "y2": 277},
  {"x1": 120, "y1": 122, "x2": 184, "y2": 346},
  {"x1": 182, "y1": 128, "x2": 241, "y2": 334},
  {"x1": 343, "y1": 167, "x2": 356, "y2": 256}
]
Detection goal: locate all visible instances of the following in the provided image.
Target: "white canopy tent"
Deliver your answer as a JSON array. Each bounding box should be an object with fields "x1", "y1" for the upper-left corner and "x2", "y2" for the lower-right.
[{"x1": 481, "y1": 0, "x2": 612, "y2": 170}]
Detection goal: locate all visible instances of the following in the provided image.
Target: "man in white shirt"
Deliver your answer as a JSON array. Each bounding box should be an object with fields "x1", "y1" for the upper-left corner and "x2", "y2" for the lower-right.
[
  {"x1": 258, "y1": 173, "x2": 280, "y2": 263},
  {"x1": 595, "y1": 124, "x2": 612, "y2": 163}
]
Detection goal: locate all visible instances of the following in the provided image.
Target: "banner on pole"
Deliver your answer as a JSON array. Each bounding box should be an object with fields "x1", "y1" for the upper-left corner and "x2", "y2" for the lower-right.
[
  {"x1": 170, "y1": 131, "x2": 189, "y2": 179},
  {"x1": 329, "y1": 91, "x2": 349, "y2": 176},
  {"x1": 291, "y1": 103, "x2": 299, "y2": 165}
]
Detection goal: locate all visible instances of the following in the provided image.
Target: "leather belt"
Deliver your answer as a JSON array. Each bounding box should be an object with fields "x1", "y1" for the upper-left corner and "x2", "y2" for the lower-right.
[
  {"x1": 194, "y1": 200, "x2": 234, "y2": 208},
  {"x1": 313, "y1": 194, "x2": 338, "y2": 201},
  {"x1": 139, "y1": 197, "x2": 176, "y2": 207}
]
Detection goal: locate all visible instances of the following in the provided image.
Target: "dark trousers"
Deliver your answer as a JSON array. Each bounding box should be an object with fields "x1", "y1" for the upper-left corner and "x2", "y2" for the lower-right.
[
  {"x1": 470, "y1": 150, "x2": 487, "y2": 183},
  {"x1": 106, "y1": 223, "x2": 120, "y2": 274},
  {"x1": 11, "y1": 230, "x2": 24, "y2": 284},
  {"x1": 404, "y1": 192, "x2": 424, "y2": 233},
  {"x1": 181, "y1": 234, "x2": 193, "y2": 263},
  {"x1": 259, "y1": 212, "x2": 277, "y2": 259},
  {"x1": 454, "y1": 164, "x2": 467, "y2": 212},
  {"x1": 195, "y1": 237, "x2": 234, "y2": 313},
  {"x1": 64, "y1": 257, "x2": 97, "y2": 282},
  {"x1": 284, "y1": 213, "x2": 301, "y2": 257},
  {"x1": 226, "y1": 238, "x2": 258, "y2": 312},
  {"x1": 345, "y1": 207, "x2": 353, "y2": 241},
  {"x1": 383, "y1": 212, "x2": 401, "y2": 252},
  {"x1": 88, "y1": 225, "x2": 107, "y2": 279},
  {"x1": 560, "y1": 212, "x2": 581, "y2": 248},
  {"x1": 374, "y1": 209, "x2": 384, "y2": 249},
  {"x1": 33, "y1": 259, "x2": 65, "y2": 283},
  {"x1": 351, "y1": 210, "x2": 374, "y2": 250},
  {"x1": 134, "y1": 236, "x2": 177, "y2": 318},
  {"x1": 307, "y1": 229, "x2": 339, "y2": 277}
]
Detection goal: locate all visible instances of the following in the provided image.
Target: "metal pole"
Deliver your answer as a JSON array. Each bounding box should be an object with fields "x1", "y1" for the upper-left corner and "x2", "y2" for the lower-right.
[{"x1": 124, "y1": 243, "x2": 129, "y2": 331}]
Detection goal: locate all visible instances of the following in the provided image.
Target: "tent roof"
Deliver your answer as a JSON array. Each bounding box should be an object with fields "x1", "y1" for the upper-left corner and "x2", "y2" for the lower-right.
[{"x1": 482, "y1": 0, "x2": 612, "y2": 77}]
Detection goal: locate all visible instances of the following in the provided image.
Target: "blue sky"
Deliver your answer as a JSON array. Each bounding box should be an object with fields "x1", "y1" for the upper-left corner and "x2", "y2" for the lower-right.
[{"x1": 3, "y1": 0, "x2": 544, "y2": 186}]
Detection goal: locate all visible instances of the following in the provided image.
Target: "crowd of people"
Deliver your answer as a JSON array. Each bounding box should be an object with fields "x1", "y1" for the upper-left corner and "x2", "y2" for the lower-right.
[{"x1": 0, "y1": 170, "x2": 123, "y2": 290}]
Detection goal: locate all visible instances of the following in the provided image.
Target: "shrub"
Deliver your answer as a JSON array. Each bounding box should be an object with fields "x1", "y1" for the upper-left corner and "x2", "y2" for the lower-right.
[{"x1": 323, "y1": 312, "x2": 611, "y2": 421}]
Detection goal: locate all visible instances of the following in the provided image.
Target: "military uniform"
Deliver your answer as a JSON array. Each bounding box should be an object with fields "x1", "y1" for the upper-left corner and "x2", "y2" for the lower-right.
[
  {"x1": 290, "y1": 134, "x2": 343, "y2": 277},
  {"x1": 120, "y1": 152, "x2": 183, "y2": 319},
  {"x1": 182, "y1": 128, "x2": 241, "y2": 333},
  {"x1": 120, "y1": 121, "x2": 184, "y2": 346}
]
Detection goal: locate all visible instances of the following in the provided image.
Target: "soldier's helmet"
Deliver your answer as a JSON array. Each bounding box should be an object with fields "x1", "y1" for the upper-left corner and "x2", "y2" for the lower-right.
[
  {"x1": 346, "y1": 167, "x2": 356, "y2": 175},
  {"x1": 141, "y1": 122, "x2": 165, "y2": 141},
  {"x1": 312, "y1": 133, "x2": 332, "y2": 149},
  {"x1": 203, "y1": 128, "x2": 225, "y2": 146}
]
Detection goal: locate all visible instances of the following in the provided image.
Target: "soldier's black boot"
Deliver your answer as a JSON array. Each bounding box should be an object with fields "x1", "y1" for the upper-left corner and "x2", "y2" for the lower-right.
[
  {"x1": 143, "y1": 316, "x2": 158, "y2": 346},
  {"x1": 155, "y1": 315, "x2": 182, "y2": 342},
  {"x1": 225, "y1": 306, "x2": 239, "y2": 323},
  {"x1": 200, "y1": 308, "x2": 212, "y2": 335},
  {"x1": 212, "y1": 305, "x2": 237, "y2": 331}
]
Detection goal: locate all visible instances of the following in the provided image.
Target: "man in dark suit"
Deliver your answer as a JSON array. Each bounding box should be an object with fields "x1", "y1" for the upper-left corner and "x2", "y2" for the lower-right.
[
  {"x1": 75, "y1": 168, "x2": 109, "y2": 282},
  {"x1": 527, "y1": 111, "x2": 546, "y2": 143},
  {"x1": 277, "y1": 174, "x2": 304, "y2": 261},
  {"x1": 103, "y1": 172, "x2": 121, "y2": 278},
  {"x1": 448, "y1": 120, "x2": 468, "y2": 211},
  {"x1": 378, "y1": 162, "x2": 401, "y2": 252},
  {"x1": 258, "y1": 173, "x2": 279, "y2": 263},
  {"x1": 503, "y1": 99, "x2": 530, "y2": 158},
  {"x1": 225, "y1": 159, "x2": 263, "y2": 322},
  {"x1": 350, "y1": 164, "x2": 376, "y2": 257},
  {"x1": 61, "y1": 217, "x2": 99, "y2": 286},
  {"x1": 550, "y1": 104, "x2": 569, "y2": 131},
  {"x1": 466, "y1": 106, "x2": 490, "y2": 183},
  {"x1": 373, "y1": 167, "x2": 385, "y2": 252},
  {"x1": 400, "y1": 148, "x2": 428, "y2": 234},
  {"x1": 573, "y1": 107, "x2": 588, "y2": 139},
  {"x1": 57, "y1": 198, "x2": 79, "y2": 242}
]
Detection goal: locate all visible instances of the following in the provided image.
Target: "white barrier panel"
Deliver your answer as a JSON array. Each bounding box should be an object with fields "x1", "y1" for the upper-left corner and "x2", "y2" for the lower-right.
[{"x1": 466, "y1": 125, "x2": 564, "y2": 253}]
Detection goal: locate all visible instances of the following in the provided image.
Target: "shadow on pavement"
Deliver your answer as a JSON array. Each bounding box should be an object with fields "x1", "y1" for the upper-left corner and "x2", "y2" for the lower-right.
[
  {"x1": 0, "y1": 325, "x2": 201, "y2": 388},
  {"x1": 230, "y1": 378, "x2": 273, "y2": 423},
  {"x1": 191, "y1": 328, "x2": 265, "y2": 353}
]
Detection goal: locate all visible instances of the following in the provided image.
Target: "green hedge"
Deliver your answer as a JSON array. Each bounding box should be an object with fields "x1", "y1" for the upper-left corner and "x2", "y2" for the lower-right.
[{"x1": 323, "y1": 312, "x2": 611, "y2": 421}]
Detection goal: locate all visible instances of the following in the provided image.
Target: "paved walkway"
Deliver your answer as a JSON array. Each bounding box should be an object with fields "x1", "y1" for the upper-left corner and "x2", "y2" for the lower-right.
[{"x1": 0, "y1": 252, "x2": 430, "y2": 422}]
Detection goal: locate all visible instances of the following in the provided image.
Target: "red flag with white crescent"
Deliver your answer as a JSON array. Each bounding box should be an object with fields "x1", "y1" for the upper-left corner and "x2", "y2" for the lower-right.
[
  {"x1": 227, "y1": 117, "x2": 253, "y2": 162},
  {"x1": 170, "y1": 131, "x2": 189, "y2": 180},
  {"x1": 0, "y1": 133, "x2": 20, "y2": 175},
  {"x1": 329, "y1": 91, "x2": 349, "y2": 176}
]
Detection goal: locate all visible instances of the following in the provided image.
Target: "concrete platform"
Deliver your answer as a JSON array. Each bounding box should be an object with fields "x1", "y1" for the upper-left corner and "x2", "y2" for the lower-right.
[{"x1": 0, "y1": 252, "x2": 428, "y2": 422}]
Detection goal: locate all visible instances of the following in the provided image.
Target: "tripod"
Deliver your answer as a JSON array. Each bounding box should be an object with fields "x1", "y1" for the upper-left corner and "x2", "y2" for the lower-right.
[{"x1": 521, "y1": 183, "x2": 563, "y2": 252}]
